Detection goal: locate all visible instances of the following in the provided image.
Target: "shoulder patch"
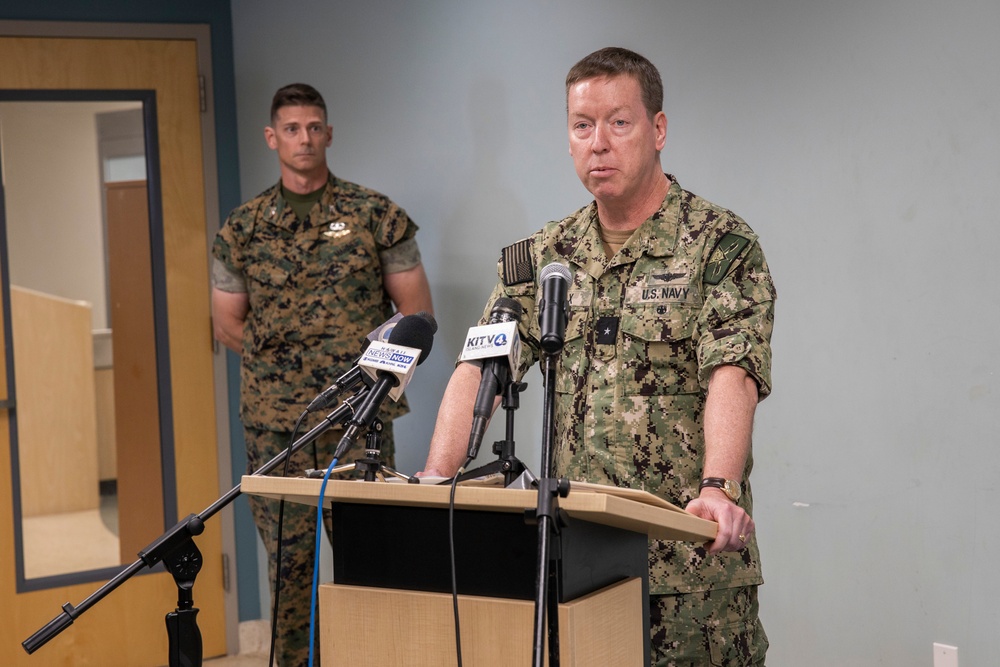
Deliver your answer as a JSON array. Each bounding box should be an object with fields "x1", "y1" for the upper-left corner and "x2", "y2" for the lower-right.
[
  {"x1": 500, "y1": 239, "x2": 534, "y2": 286},
  {"x1": 704, "y1": 232, "x2": 751, "y2": 286}
]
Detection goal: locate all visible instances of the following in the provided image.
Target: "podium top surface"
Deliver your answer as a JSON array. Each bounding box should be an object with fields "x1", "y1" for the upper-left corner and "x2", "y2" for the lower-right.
[{"x1": 240, "y1": 475, "x2": 716, "y2": 542}]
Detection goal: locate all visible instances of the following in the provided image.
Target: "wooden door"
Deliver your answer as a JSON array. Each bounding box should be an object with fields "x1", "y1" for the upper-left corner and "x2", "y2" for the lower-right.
[
  {"x1": 105, "y1": 180, "x2": 167, "y2": 564},
  {"x1": 0, "y1": 36, "x2": 225, "y2": 665}
]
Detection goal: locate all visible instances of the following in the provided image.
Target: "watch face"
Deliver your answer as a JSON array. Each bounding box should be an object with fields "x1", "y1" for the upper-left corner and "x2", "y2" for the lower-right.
[{"x1": 723, "y1": 480, "x2": 742, "y2": 501}]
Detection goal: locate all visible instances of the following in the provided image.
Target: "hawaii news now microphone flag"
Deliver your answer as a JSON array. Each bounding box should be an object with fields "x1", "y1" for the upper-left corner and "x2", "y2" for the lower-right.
[{"x1": 357, "y1": 339, "x2": 421, "y2": 402}]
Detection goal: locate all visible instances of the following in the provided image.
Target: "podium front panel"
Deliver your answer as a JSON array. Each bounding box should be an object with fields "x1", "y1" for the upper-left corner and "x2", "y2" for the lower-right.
[
  {"x1": 331, "y1": 501, "x2": 648, "y2": 603},
  {"x1": 321, "y1": 578, "x2": 645, "y2": 666}
]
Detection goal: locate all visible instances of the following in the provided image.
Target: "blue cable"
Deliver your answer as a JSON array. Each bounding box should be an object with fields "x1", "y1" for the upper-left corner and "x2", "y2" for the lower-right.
[{"x1": 307, "y1": 456, "x2": 339, "y2": 667}]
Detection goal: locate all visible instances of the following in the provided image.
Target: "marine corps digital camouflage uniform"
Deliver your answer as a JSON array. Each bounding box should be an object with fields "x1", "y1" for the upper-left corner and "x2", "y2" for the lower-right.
[
  {"x1": 213, "y1": 172, "x2": 420, "y2": 666},
  {"x1": 483, "y1": 176, "x2": 775, "y2": 666}
]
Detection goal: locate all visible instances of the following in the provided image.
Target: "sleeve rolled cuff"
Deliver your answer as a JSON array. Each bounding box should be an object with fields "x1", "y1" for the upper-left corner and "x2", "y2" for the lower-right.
[{"x1": 697, "y1": 330, "x2": 772, "y2": 399}]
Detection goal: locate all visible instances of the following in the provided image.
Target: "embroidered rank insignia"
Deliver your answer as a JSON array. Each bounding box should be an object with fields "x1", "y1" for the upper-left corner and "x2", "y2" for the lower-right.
[
  {"x1": 500, "y1": 239, "x2": 534, "y2": 286},
  {"x1": 704, "y1": 232, "x2": 750, "y2": 286},
  {"x1": 595, "y1": 316, "x2": 619, "y2": 345}
]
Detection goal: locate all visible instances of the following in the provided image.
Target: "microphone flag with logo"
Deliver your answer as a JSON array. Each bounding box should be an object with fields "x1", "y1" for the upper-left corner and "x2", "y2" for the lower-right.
[
  {"x1": 462, "y1": 297, "x2": 523, "y2": 459},
  {"x1": 306, "y1": 312, "x2": 404, "y2": 413},
  {"x1": 333, "y1": 312, "x2": 436, "y2": 460}
]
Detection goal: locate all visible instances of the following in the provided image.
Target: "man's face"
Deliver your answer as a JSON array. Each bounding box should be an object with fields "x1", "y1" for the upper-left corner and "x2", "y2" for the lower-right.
[
  {"x1": 567, "y1": 75, "x2": 666, "y2": 205},
  {"x1": 264, "y1": 104, "x2": 332, "y2": 176}
]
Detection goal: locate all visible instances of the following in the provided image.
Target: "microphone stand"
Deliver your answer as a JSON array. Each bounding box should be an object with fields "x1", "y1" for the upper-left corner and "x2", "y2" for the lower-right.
[
  {"x1": 455, "y1": 379, "x2": 529, "y2": 487},
  {"x1": 321, "y1": 416, "x2": 417, "y2": 482},
  {"x1": 530, "y1": 353, "x2": 569, "y2": 667},
  {"x1": 22, "y1": 391, "x2": 369, "y2": 663}
]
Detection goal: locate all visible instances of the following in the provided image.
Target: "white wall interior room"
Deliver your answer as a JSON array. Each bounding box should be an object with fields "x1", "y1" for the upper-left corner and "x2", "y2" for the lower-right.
[{"x1": 228, "y1": 1, "x2": 999, "y2": 664}]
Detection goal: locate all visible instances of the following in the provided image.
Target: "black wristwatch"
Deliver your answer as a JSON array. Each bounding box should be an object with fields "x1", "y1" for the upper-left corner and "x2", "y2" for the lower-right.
[{"x1": 699, "y1": 477, "x2": 742, "y2": 502}]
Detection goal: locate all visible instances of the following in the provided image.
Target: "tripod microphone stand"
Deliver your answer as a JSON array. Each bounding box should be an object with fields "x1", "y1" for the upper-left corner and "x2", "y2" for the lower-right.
[
  {"x1": 454, "y1": 379, "x2": 529, "y2": 487},
  {"x1": 163, "y1": 519, "x2": 205, "y2": 667},
  {"x1": 312, "y1": 416, "x2": 417, "y2": 483},
  {"x1": 22, "y1": 390, "x2": 369, "y2": 664}
]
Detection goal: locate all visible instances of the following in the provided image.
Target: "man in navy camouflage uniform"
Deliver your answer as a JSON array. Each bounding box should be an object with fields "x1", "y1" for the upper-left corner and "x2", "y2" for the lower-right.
[
  {"x1": 423, "y1": 48, "x2": 774, "y2": 665},
  {"x1": 212, "y1": 83, "x2": 433, "y2": 666}
]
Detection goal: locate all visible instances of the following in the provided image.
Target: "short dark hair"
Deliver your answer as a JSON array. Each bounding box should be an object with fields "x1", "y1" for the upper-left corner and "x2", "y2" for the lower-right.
[
  {"x1": 270, "y1": 83, "x2": 327, "y2": 123},
  {"x1": 565, "y1": 47, "x2": 663, "y2": 118}
]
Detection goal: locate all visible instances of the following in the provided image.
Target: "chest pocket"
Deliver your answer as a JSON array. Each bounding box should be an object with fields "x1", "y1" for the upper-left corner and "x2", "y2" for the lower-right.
[
  {"x1": 245, "y1": 259, "x2": 292, "y2": 289},
  {"x1": 244, "y1": 259, "x2": 295, "y2": 354},
  {"x1": 554, "y1": 307, "x2": 590, "y2": 395},
  {"x1": 311, "y1": 234, "x2": 377, "y2": 285},
  {"x1": 297, "y1": 233, "x2": 382, "y2": 339},
  {"x1": 620, "y1": 302, "x2": 700, "y2": 396}
]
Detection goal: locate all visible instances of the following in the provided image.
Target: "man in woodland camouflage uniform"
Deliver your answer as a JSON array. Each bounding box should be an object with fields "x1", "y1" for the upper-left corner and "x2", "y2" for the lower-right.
[
  {"x1": 212, "y1": 83, "x2": 432, "y2": 666},
  {"x1": 423, "y1": 48, "x2": 775, "y2": 665}
]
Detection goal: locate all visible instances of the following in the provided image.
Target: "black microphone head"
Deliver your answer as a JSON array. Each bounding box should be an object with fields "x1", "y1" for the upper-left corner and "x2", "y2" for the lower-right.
[
  {"x1": 388, "y1": 313, "x2": 436, "y2": 365},
  {"x1": 414, "y1": 310, "x2": 438, "y2": 334},
  {"x1": 488, "y1": 297, "x2": 523, "y2": 324}
]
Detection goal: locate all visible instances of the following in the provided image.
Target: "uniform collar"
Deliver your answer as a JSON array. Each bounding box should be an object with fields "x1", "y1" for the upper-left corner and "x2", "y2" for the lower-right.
[
  {"x1": 261, "y1": 171, "x2": 338, "y2": 231},
  {"x1": 633, "y1": 175, "x2": 682, "y2": 259},
  {"x1": 567, "y1": 174, "x2": 683, "y2": 276}
]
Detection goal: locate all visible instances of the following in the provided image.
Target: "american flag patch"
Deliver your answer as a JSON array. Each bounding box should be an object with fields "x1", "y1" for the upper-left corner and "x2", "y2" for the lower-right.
[{"x1": 500, "y1": 239, "x2": 534, "y2": 286}]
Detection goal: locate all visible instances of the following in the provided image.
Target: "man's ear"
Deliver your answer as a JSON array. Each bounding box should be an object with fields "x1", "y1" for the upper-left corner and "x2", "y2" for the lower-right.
[{"x1": 655, "y1": 112, "x2": 667, "y2": 151}]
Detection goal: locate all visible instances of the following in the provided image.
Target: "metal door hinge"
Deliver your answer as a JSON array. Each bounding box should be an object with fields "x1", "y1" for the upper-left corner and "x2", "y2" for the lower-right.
[
  {"x1": 199, "y1": 75, "x2": 207, "y2": 113},
  {"x1": 222, "y1": 552, "x2": 231, "y2": 592}
]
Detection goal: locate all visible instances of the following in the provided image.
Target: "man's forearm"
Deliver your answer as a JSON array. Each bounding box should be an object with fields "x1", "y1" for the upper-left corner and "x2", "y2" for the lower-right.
[
  {"x1": 214, "y1": 320, "x2": 243, "y2": 354},
  {"x1": 701, "y1": 365, "x2": 759, "y2": 482},
  {"x1": 423, "y1": 362, "x2": 484, "y2": 476},
  {"x1": 686, "y1": 364, "x2": 761, "y2": 552},
  {"x1": 211, "y1": 288, "x2": 249, "y2": 355}
]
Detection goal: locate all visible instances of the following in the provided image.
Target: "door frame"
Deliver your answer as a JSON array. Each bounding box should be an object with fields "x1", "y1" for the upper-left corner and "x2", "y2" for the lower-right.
[{"x1": 0, "y1": 20, "x2": 237, "y2": 659}]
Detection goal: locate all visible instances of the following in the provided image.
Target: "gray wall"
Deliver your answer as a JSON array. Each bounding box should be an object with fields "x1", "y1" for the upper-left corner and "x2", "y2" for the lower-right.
[{"x1": 230, "y1": 1, "x2": 999, "y2": 664}]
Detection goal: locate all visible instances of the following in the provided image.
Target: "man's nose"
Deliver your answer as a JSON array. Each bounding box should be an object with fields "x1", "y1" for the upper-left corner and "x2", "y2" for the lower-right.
[{"x1": 591, "y1": 124, "x2": 610, "y2": 152}]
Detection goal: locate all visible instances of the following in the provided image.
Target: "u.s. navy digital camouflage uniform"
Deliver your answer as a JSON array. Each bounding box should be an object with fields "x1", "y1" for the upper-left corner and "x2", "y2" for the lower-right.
[
  {"x1": 212, "y1": 172, "x2": 420, "y2": 667},
  {"x1": 483, "y1": 176, "x2": 775, "y2": 666}
]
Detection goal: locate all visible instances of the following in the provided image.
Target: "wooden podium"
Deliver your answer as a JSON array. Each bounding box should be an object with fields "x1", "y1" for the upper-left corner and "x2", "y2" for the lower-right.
[{"x1": 241, "y1": 476, "x2": 716, "y2": 666}]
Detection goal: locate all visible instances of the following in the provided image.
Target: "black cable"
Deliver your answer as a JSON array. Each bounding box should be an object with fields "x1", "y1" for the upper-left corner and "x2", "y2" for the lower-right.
[{"x1": 448, "y1": 455, "x2": 474, "y2": 667}]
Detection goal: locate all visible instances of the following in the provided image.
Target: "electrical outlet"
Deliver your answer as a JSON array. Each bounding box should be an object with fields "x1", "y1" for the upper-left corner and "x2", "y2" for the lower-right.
[{"x1": 933, "y1": 643, "x2": 958, "y2": 667}]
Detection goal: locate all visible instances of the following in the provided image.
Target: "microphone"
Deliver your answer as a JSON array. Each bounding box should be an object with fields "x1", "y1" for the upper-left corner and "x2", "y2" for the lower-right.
[
  {"x1": 460, "y1": 298, "x2": 523, "y2": 459},
  {"x1": 333, "y1": 312, "x2": 436, "y2": 460},
  {"x1": 413, "y1": 309, "x2": 439, "y2": 338},
  {"x1": 305, "y1": 313, "x2": 405, "y2": 413},
  {"x1": 538, "y1": 263, "x2": 571, "y2": 354}
]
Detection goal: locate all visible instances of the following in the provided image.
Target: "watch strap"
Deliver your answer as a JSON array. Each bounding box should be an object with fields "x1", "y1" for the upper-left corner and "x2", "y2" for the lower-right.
[{"x1": 699, "y1": 477, "x2": 742, "y2": 501}]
